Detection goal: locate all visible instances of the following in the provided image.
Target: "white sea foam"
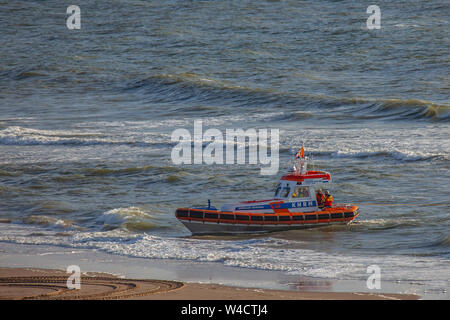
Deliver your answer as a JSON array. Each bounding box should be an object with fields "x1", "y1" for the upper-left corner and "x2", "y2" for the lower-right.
[
  {"x1": 0, "y1": 126, "x2": 115, "y2": 146},
  {"x1": 0, "y1": 223, "x2": 448, "y2": 290},
  {"x1": 283, "y1": 126, "x2": 449, "y2": 162},
  {"x1": 2, "y1": 122, "x2": 448, "y2": 163},
  {"x1": 0, "y1": 125, "x2": 172, "y2": 148}
]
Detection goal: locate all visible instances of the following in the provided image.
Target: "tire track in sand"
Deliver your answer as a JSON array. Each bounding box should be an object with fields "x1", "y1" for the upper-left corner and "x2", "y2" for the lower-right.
[{"x1": 0, "y1": 275, "x2": 184, "y2": 300}]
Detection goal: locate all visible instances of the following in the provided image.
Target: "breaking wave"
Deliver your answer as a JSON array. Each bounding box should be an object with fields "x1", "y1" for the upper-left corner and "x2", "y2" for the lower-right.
[
  {"x1": 340, "y1": 97, "x2": 450, "y2": 122},
  {"x1": 0, "y1": 126, "x2": 171, "y2": 147},
  {"x1": 433, "y1": 235, "x2": 450, "y2": 248},
  {"x1": 355, "y1": 218, "x2": 424, "y2": 231},
  {"x1": 22, "y1": 215, "x2": 79, "y2": 230},
  {"x1": 96, "y1": 207, "x2": 171, "y2": 232},
  {"x1": 330, "y1": 149, "x2": 446, "y2": 162},
  {"x1": 0, "y1": 223, "x2": 448, "y2": 288},
  {"x1": 286, "y1": 148, "x2": 447, "y2": 163},
  {"x1": 2, "y1": 125, "x2": 447, "y2": 164},
  {"x1": 122, "y1": 73, "x2": 450, "y2": 122}
]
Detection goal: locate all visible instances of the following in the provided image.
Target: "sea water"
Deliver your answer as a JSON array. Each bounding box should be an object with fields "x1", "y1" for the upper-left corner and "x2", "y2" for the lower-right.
[{"x1": 0, "y1": 0, "x2": 449, "y2": 298}]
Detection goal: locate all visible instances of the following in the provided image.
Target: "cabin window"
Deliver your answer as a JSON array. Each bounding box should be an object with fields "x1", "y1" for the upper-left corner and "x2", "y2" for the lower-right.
[
  {"x1": 281, "y1": 186, "x2": 291, "y2": 198},
  {"x1": 274, "y1": 183, "x2": 281, "y2": 197},
  {"x1": 292, "y1": 186, "x2": 310, "y2": 198}
]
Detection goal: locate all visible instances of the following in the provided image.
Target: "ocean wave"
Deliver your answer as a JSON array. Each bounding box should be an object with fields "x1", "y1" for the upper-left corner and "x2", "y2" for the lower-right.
[
  {"x1": 0, "y1": 169, "x2": 23, "y2": 177},
  {"x1": 0, "y1": 126, "x2": 117, "y2": 146},
  {"x1": 96, "y1": 207, "x2": 170, "y2": 232},
  {"x1": 10, "y1": 69, "x2": 45, "y2": 80},
  {"x1": 84, "y1": 166, "x2": 153, "y2": 176},
  {"x1": 0, "y1": 126, "x2": 171, "y2": 148},
  {"x1": 28, "y1": 200, "x2": 76, "y2": 216},
  {"x1": 0, "y1": 123, "x2": 278, "y2": 149},
  {"x1": 288, "y1": 111, "x2": 315, "y2": 120},
  {"x1": 123, "y1": 73, "x2": 450, "y2": 122},
  {"x1": 330, "y1": 149, "x2": 446, "y2": 162},
  {"x1": 22, "y1": 215, "x2": 79, "y2": 230},
  {"x1": 343, "y1": 98, "x2": 450, "y2": 122},
  {"x1": 432, "y1": 235, "x2": 450, "y2": 248},
  {"x1": 355, "y1": 218, "x2": 424, "y2": 231},
  {"x1": 83, "y1": 164, "x2": 184, "y2": 177},
  {"x1": 285, "y1": 147, "x2": 447, "y2": 163},
  {"x1": 0, "y1": 220, "x2": 448, "y2": 289},
  {"x1": 122, "y1": 73, "x2": 320, "y2": 114},
  {"x1": 124, "y1": 73, "x2": 276, "y2": 105},
  {"x1": 2, "y1": 225, "x2": 448, "y2": 287},
  {"x1": 165, "y1": 173, "x2": 188, "y2": 183}
]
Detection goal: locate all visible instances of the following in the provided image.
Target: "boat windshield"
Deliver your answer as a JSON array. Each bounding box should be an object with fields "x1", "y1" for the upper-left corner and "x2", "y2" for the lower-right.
[
  {"x1": 281, "y1": 186, "x2": 290, "y2": 198},
  {"x1": 274, "y1": 183, "x2": 281, "y2": 197}
]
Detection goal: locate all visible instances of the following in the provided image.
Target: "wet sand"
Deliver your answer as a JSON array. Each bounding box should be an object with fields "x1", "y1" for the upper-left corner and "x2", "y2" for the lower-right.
[{"x1": 0, "y1": 268, "x2": 418, "y2": 300}]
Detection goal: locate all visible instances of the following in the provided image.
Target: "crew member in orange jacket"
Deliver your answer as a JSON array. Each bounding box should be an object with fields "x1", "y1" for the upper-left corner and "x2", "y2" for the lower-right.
[
  {"x1": 324, "y1": 190, "x2": 333, "y2": 208},
  {"x1": 316, "y1": 189, "x2": 324, "y2": 208}
]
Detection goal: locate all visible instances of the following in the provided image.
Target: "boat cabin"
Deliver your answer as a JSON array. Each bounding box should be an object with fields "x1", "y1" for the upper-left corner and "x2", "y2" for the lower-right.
[{"x1": 220, "y1": 162, "x2": 332, "y2": 214}]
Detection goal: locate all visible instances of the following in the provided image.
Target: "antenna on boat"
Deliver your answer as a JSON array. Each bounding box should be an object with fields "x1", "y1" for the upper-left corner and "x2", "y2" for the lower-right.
[{"x1": 310, "y1": 148, "x2": 315, "y2": 171}]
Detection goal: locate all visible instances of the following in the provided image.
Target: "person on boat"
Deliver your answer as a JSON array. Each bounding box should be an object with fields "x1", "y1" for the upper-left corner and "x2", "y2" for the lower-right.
[
  {"x1": 316, "y1": 189, "x2": 324, "y2": 208},
  {"x1": 324, "y1": 190, "x2": 333, "y2": 208}
]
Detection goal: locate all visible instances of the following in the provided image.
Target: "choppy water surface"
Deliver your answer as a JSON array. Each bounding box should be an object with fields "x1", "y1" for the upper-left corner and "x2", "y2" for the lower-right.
[{"x1": 0, "y1": 1, "x2": 449, "y2": 297}]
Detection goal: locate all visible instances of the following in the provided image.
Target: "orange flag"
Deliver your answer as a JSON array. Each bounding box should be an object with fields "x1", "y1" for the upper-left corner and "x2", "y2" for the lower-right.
[{"x1": 296, "y1": 147, "x2": 305, "y2": 159}]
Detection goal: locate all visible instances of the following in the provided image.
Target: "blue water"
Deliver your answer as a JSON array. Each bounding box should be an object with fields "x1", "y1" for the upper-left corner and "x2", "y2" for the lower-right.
[{"x1": 0, "y1": 0, "x2": 449, "y2": 298}]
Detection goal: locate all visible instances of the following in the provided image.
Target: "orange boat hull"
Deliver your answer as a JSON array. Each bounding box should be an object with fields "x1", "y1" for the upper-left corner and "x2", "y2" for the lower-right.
[{"x1": 175, "y1": 205, "x2": 359, "y2": 234}]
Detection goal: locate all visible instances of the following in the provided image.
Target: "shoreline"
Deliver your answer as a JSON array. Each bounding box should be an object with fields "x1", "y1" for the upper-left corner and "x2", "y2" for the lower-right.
[
  {"x1": 0, "y1": 267, "x2": 418, "y2": 300},
  {"x1": 0, "y1": 241, "x2": 429, "y2": 300}
]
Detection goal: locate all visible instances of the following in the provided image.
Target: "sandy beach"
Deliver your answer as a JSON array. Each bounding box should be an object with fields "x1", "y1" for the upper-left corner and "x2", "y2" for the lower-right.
[{"x1": 0, "y1": 267, "x2": 418, "y2": 300}]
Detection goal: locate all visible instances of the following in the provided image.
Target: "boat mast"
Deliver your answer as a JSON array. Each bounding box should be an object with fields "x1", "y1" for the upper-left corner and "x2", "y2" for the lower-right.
[{"x1": 295, "y1": 144, "x2": 307, "y2": 175}]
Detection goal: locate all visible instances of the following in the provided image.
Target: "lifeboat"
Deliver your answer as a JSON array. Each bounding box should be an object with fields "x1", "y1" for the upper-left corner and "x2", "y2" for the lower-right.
[{"x1": 175, "y1": 147, "x2": 359, "y2": 235}]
